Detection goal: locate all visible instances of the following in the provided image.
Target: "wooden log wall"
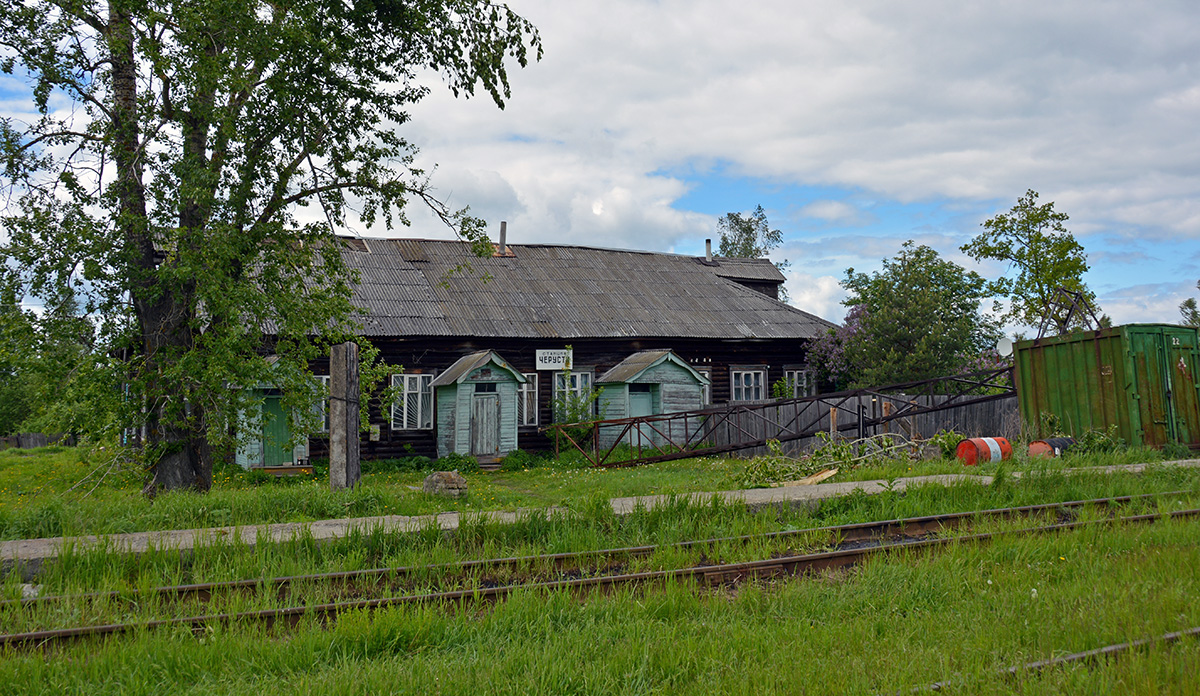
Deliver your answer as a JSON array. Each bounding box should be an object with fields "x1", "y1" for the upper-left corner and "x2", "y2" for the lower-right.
[{"x1": 309, "y1": 335, "x2": 813, "y2": 461}]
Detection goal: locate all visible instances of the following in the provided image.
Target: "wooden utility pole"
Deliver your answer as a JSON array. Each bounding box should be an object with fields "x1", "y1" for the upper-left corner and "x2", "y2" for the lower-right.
[{"x1": 329, "y1": 341, "x2": 361, "y2": 490}]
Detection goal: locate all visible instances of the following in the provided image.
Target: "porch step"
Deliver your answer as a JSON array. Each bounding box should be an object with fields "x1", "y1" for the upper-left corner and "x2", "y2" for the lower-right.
[{"x1": 260, "y1": 465, "x2": 314, "y2": 477}]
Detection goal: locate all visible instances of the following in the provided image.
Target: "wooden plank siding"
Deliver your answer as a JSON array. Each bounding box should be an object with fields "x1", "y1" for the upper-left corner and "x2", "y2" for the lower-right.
[
  {"x1": 308, "y1": 335, "x2": 812, "y2": 460},
  {"x1": 709, "y1": 393, "x2": 1020, "y2": 458}
]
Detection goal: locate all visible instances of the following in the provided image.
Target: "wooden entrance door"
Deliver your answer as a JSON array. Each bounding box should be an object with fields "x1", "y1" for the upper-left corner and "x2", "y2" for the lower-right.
[
  {"x1": 262, "y1": 395, "x2": 292, "y2": 467},
  {"x1": 471, "y1": 394, "x2": 500, "y2": 457},
  {"x1": 628, "y1": 386, "x2": 653, "y2": 445}
]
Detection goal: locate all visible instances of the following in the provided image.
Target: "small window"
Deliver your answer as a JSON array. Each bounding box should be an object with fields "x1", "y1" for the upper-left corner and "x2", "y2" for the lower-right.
[
  {"x1": 696, "y1": 367, "x2": 710, "y2": 405},
  {"x1": 629, "y1": 384, "x2": 652, "y2": 393},
  {"x1": 475, "y1": 383, "x2": 497, "y2": 393},
  {"x1": 314, "y1": 375, "x2": 331, "y2": 432},
  {"x1": 391, "y1": 373, "x2": 434, "y2": 430},
  {"x1": 784, "y1": 369, "x2": 815, "y2": 398},
  {"x1": 731, "y1": 369, "x2": 765, "y2": 401},
  {"x1": 518, "y1": 373, "x2": 538, "y2": 426}
]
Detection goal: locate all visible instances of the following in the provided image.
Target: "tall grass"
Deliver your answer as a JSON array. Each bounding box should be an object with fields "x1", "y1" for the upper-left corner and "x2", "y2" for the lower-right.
[
  {"x1": 2, "y1": 514, "x2": 1197, "y2": 694},
  {"x1": 0, "y1": 443, "x2": 1193, "y2": 542}
]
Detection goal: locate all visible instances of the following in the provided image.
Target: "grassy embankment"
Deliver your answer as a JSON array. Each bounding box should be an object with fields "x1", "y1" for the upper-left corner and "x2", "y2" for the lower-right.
[
  {"x1": 1, "y1": 473, "x2": 1198, "y2": 694},
  {"x1": 0, "y1": 442, "x2": 1189, "y2": 541}
]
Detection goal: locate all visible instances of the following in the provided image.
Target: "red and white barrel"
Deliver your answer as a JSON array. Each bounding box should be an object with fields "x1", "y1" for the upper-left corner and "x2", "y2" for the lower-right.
[{"x1": 955, "y1": 437, "x2": 1013, "y2": 466}]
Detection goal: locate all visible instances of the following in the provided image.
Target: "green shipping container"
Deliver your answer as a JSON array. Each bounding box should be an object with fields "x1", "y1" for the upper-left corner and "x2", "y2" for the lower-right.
[{"x1": 1013, "y1": 324, "x2": 1200, "y2": 448}]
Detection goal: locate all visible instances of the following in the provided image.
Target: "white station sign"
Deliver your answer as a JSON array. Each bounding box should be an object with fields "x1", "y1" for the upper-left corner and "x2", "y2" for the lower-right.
[{"x1": 535, "y1": 349, "x2": 573, "y2": 371}]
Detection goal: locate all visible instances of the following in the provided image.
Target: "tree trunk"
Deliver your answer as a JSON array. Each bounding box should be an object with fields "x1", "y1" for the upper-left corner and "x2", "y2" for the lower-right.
[{"x1": 109, "y1": 3, "x2": 210, "y2": 495}]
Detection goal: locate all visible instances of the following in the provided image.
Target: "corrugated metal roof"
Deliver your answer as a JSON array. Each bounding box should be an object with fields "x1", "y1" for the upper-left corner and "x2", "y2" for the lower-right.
[
  {"x1": 341, "y1": 238, "x2": 836, "y2": 340},
  {"x1": 705, "y1": 257, "x2": 788, "y2": 283},
  {"x1": 429, "y1": 351, "x2": 527, "y2": 387}
]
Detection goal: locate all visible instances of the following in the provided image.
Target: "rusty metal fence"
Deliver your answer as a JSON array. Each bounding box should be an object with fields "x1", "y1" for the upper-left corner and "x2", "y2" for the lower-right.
[{"x1": 543, "y1": 367, "x2": 1016, "y2": 467}]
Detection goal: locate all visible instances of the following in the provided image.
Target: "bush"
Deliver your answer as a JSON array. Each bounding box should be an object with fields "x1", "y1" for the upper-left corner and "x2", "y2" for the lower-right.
[
  {"x1": 435, "y1": 452, "x2": 478, "y2": 473},
  {"x1": 1070, "y1": 425, "x2": 1123, "y2": 455},
  {"x1": 927, "y1": 429, "x2": 964, "y2": 459},
  {"x1": 499, "y1": 449, "x2": 544, "y2": 472},
  {"x1": 363, "y1": 456, "x2": 434, "y2": 474}
]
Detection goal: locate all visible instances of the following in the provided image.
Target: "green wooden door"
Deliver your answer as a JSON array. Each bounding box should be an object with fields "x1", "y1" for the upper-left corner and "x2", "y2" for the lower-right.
[
  {"x1": 628, "y1": 387, "x2": 653, "y2": 446},
  {"x1": 629, "y1": 391, "x2": 653, "y2": 418},
  {"x1": 263, "y1": 395, "x2": 292, "y2": 467}
]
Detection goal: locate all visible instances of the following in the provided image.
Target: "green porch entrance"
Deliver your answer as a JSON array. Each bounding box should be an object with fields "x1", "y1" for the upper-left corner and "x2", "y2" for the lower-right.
[{"x1": 262, "y1": 394, "x2": 293, "y2": 467}]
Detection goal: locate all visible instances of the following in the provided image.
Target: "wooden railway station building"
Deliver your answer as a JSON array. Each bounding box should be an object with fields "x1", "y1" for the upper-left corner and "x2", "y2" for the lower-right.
[{"x1": 280, "y1": 236, "x2": 837, "y2": 465}]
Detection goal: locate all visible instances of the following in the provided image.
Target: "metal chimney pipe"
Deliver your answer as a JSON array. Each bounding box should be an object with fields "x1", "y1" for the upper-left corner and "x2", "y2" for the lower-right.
[
  {"x1": 499, "y1": 221, "x2": 508, "y2": 255},
  {"x1": 705, "y1": 238, "x2": 712, "y2": 262}
]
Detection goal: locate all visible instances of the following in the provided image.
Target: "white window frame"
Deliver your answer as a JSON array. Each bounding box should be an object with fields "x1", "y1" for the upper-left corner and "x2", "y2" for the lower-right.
[
  {"x1": 731, "y1": 369, "x2": 765, "y2": 402},
  {"x1": 518, "y1": 373, "x2": 538, "y2": 426},
  {"x1": 314, "y1": 375, "x2": 330, "y2": 432},
  {"x1": 783, "y1": 369, "x2": 814, "y2": 399},
  {"x1": 693, "y1": 366, "x2": 712, "y2": 405},
  {"x1": 553, "y1": 370, "x2": 594, "y2": 420},
  {"x1": 391, "y1": 373, "x2": 434, "y2": 430}
]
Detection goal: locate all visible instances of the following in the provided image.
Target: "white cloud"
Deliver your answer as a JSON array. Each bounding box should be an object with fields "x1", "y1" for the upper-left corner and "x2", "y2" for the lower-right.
[
  {"x1": 798, "y1": 201, "x2": 871, "y2": 226},
  {"x1": 396, "y1": 0, "x2": 1200, "y2": 247},
  {"x1": 1098, "y1": 281, "x2": 1194, "y2": 326},
  {"x1": 784, "y1": 271, "x2": 846, "y2": 323}
]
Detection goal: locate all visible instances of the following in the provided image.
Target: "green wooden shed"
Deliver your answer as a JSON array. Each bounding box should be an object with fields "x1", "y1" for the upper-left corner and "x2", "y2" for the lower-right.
[
  {"x1": 596, "y1": 350, "x2": 710, "y2": 449},
  {"x1": 1013, "y1": 323, "x2": 1200, "y2": 448},
  {"x1": 431, "y1": 351, "x2": 527, "y2": 461}
]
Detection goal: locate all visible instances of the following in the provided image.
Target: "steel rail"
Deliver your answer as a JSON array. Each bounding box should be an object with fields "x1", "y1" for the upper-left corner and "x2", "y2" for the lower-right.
[
  {"x1": 4, "y1": 491, "x2": 1186, "y2": 612},
  {"x1": 915, "y1": 625, "x2": 1200, "y2": 692},
  {"x1": 4, "y1": 506, "x2": 1198, "y2": 650}
]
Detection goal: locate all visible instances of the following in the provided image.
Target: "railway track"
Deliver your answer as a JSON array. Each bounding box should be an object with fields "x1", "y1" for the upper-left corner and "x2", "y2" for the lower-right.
[{"x1": 2, "y1": 492, "x2": 1195, "y2": 650}]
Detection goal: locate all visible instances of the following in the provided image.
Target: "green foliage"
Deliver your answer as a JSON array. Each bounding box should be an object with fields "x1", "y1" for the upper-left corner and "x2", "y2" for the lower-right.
[
  {"x1": 363, "y1": 456, "x2": 435, "y2": 475},
  {"x1": 1180, "y1": 280, "x2": 1200, "y2": 327},
  {"x1": 963, "y1": 189, "x2": 1097, "y2": 330},
  {"x1": 1162, "y1": 440, "x2": 1193, "y2": 460},
  {"x1": 1070, "y1": 425, "x2": 1123, "y2": 455},
  {"x1": 717, "y1": 204, "x2": 791, "y2": 299},
  {"x1": 928, "y1": 429, "x2": 965, "y2": 459},
  {"x1": 1038, "y1": 411, "x2": 1068, "y2": 439},
  {"x1": 435, "y1": 452, "x2": 478, "y2": 474},
  {"x1": 835, "y1": 241, "x2": 1000, "y2": 387},
  {"x1": 0, "y1": 284, "x2": 112, "y2": 437},
  {"x1": 737, "y1": 440, "x2": 824, "y2": 488},
  {"x1": 550, "y1": 353, "x2": 603, "y2": 449},
  {"x1": 770, "y1": 376, "x2": 796, "y2": 400},
  {"x1": 0, "y1": 0, "x2": 540, "y2": 492},
  {"x1": 499, "y1": 449, "x2": 545, "y2": 472}
]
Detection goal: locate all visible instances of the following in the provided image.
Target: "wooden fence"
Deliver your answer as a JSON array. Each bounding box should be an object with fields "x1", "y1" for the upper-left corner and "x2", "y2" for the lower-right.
[
  {"x1": 709, "y1": 393, "x2": 1020, "y2": 457},
  {"x1": 0, "y1": 433, "x2": 76, "y2": 450}
]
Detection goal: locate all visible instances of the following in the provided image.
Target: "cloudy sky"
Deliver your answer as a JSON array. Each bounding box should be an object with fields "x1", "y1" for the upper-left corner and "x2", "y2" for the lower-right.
[{"x1": 383, "y1": 0, "x2": 1200, "y2": 330}]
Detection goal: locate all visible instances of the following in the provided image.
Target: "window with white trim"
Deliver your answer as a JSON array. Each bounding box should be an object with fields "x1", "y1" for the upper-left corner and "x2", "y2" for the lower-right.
[
  {"x1": 518, "y1": 373, "x2": 538, "y2": 426},
  {"x1": 314, "y1": 375, "x2": 330, "y2": 432},
  {"x1": 553, "y1": 370, "x2": 593, "y2": 421},
  {"x1": 783, "y1": 369, "x2": 814, "y2": 398},
  {"x1": 693, "y1": 367, "x2": 712, "y2": 405},
  {"x1": 391, "y1": 373, "x2": 433, "y2": 430},
  {"x1": 731, "y1": 369, "x2": 765, "y2": 401}
]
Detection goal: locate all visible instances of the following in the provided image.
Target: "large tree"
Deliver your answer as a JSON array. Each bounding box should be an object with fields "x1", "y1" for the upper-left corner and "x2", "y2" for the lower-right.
[
  {"x1": 962, "y1": 189, "x2": 1097, "y2": 331},
  {"x1": 0, "y1": 0, "x2": 540, "y2": 493},
  {"x1": 716, "y1": 204, "x2": 791, "y2": 300},
  {"x1": 811, "y1": 241, "x2": 999, "y2": 388}
]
